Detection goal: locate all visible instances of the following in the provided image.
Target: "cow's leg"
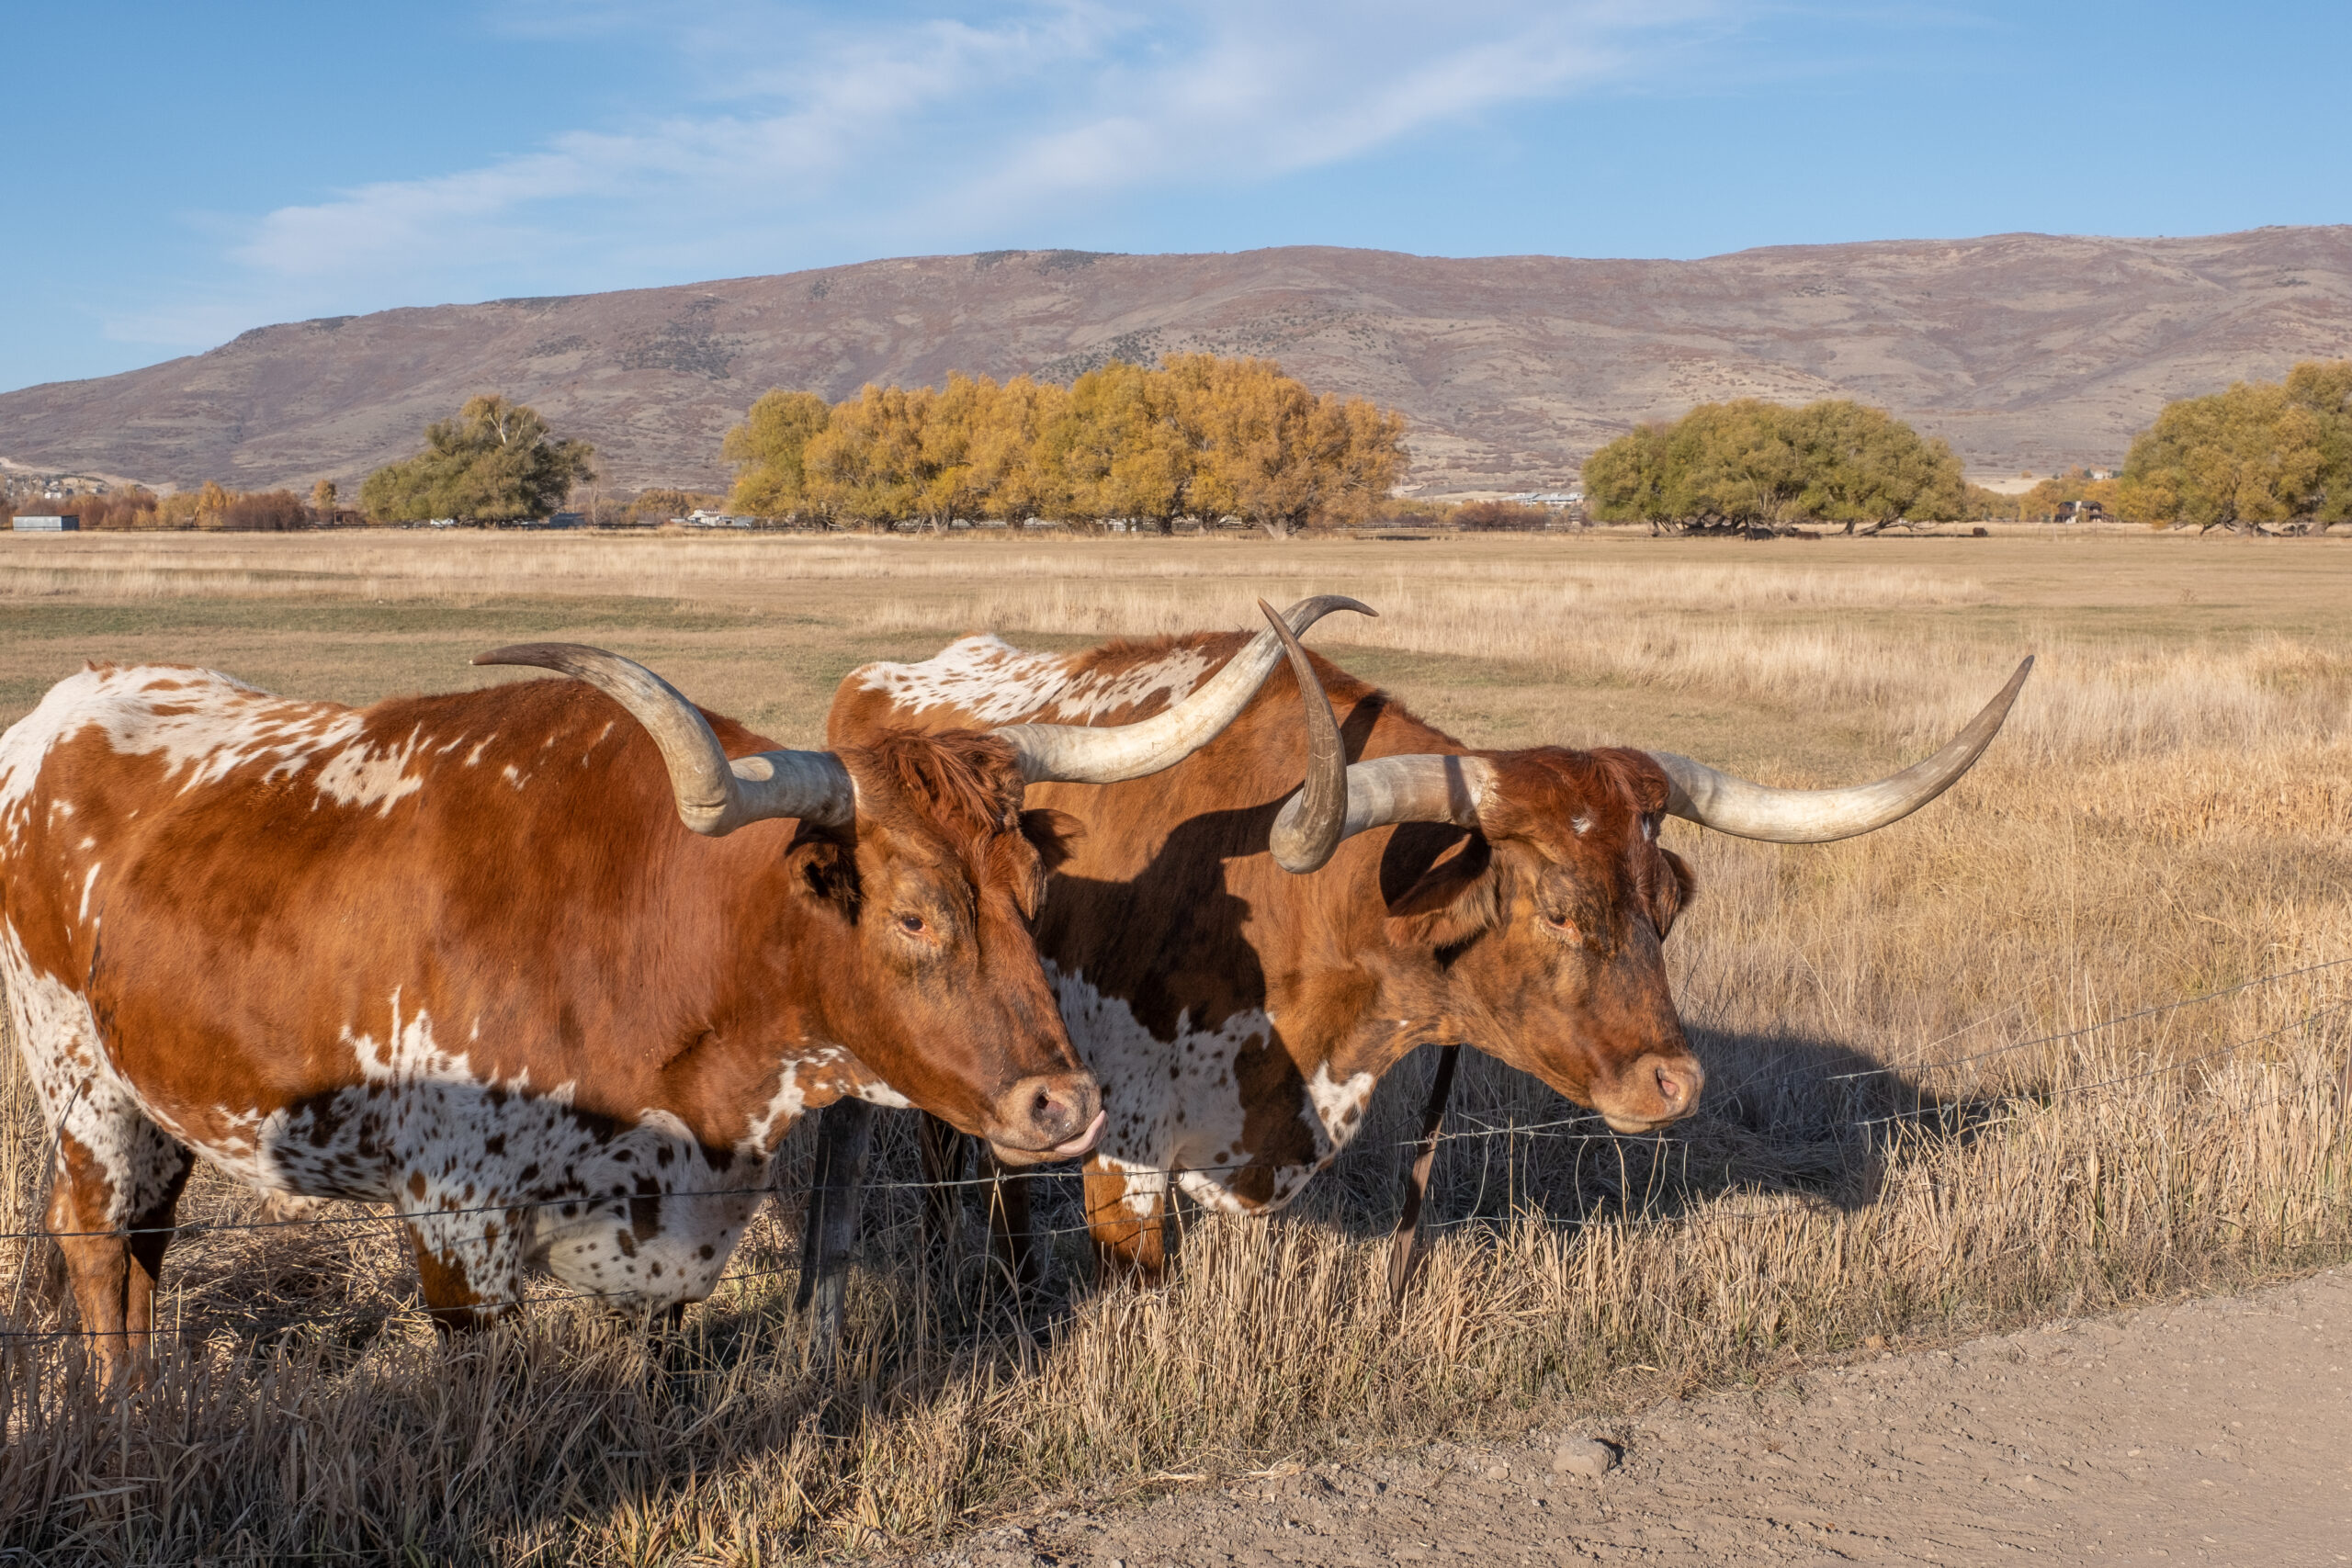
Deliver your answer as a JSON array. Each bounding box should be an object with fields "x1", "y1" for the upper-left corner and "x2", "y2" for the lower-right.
[
  {"x1": 1082, "y1": 1159, "x2": 1169, "y2": 1285},
  {"x1": 398, "y1": 1189, "x2": 526, "y2": 1334},
  {"x1": 976, "y1": 1146, "x2": 1039, "y2": 1293},
  {"x1": 914, "y1": 1111, "x2": 968, "y2": 1264},
  {"x1": 45, "y1": 1108, "x2": 192, "y2": 1391},
  {"x1": 792, "y1": 1099, "x2": 874, "y2": 1368}
]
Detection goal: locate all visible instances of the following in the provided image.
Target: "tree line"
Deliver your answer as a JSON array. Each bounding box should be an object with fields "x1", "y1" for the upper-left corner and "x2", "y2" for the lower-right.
[
  {"x1": 0, "y1": 480, "x2": 333, "y2": 531},
  {"x1": 28, "y1": 356, "x2": 2345, "y2": 536},
  {"x1": 1972, "y1": 360, "x2": 2352, "y2": 532},
  {"x1": 720, "y1": 355, "x2": 1408, "y2": 535},
  {"x1": 1581, "y1": 364, "x2": 2352, "y2": 536}
]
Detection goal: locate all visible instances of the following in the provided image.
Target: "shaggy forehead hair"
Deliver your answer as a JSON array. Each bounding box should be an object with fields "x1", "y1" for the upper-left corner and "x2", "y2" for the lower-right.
[
  {"x1": 857, "y1": 729, "x2": 1031, "y2": 836},
  {"x1": 1481, "y1": 745, "x2": 1676, "y2": 839}
]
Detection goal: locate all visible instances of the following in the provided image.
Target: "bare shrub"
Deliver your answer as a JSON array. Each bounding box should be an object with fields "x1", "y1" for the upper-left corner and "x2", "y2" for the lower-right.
[
  {"x1": 1453, "y1": 500, "x2": 1551, "y2": 531},
  {"x1": 220, "y1": 490, "x2": 310, "y2": 532}
]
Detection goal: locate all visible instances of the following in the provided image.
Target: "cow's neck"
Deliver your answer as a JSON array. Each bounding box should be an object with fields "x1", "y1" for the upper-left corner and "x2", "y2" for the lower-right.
[
  {"x1": 1295, "y1": 949, "x2": 1486, "y2": 1145},
  {"x1": 632, "y1": 837, "x2": 888, "y2": 1159}
]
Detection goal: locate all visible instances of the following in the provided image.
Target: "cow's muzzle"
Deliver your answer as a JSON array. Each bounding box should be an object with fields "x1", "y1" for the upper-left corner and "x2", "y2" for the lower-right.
[
  {"x1": 1597, "y1": 1051, "x2": 1705, "y2": 1135},
  {"x1": 985, "y1": 1073, "x2": 1104, "y2": 1166}
]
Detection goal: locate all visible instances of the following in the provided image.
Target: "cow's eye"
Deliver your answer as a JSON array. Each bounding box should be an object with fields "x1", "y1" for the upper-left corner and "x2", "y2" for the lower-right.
[
  {"x1": 896, "y1": 913, "x2": 927, "y2": 936},
  {"x1": 1541, "y1": 910, "x2": 1581, "y2": 941}
]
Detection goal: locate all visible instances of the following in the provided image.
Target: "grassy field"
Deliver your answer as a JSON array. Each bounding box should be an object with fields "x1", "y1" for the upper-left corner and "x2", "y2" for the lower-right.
[{"x1": 2, "y1": 525, "x2": 2348, "y2": 1563}]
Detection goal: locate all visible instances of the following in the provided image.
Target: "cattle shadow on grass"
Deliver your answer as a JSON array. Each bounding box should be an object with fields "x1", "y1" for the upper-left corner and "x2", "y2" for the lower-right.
[
  {"x1": 805, "y1": 1030, "x2": 2013, "y2": 1341},
  {"x1": 1295, "y1": 1022, "x2": 2010, "y2": 1254}
]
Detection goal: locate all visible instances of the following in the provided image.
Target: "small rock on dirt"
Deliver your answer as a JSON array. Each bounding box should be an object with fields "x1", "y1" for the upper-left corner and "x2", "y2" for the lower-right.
[
  {"x1": 1483, "y1": 1463, "x2": 1510, "y2": 1480},
  {"x1": 1553, "y1": 1438, "x2": 1620, "y2": 1478}
]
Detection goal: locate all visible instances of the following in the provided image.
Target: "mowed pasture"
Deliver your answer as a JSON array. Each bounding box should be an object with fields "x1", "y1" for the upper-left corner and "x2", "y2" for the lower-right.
[{"x1": 2, "y1": 526, "x2": 2348, "y2": 1564}]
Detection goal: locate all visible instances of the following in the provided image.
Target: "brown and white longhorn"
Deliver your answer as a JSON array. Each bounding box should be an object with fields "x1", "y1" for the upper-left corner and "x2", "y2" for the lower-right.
[
  {"x1": 818, "y1": 608, "x2": 2030, "y2": 1285},
  {"x1": 0, "y1": 602, "x2": 1342, "y2": 1385}
]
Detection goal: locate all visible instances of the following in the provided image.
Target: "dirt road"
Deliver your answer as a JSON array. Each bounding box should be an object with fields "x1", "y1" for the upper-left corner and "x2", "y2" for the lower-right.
[{"x1": 927, "y1": 1268, "x2": 2350, "y2": 1566}]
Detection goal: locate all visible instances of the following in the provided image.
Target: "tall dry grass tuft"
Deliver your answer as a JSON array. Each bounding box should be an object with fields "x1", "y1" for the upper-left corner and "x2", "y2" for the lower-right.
[{"x1": 2, "y1": 531, "x2": 2347, "y2": 1562}]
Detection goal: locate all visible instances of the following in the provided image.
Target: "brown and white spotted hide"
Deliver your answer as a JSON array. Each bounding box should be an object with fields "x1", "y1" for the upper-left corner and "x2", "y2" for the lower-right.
[
  {"x1": 0, "y1": 661, "x2": 1087, "y2": 1380},
  {"x1": 830, "y1": 633, "x2": 1703, "y2": 1276}
]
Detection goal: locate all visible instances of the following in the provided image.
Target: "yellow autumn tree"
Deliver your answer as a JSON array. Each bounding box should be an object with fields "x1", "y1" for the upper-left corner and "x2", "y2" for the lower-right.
[
  {"x1": 1044, "y1": 360, "x2": 1201, "y2": 534},
  {"x1": 722, "y1": 389, "x2": 831, "y2": 518},
  {"x1": 970, "y1": 376, "x2": 1071, "y2": 525},
  {"x1": 718, "y1": 355, "x2": 1408, "y2": 533},
  {"x1": 800, "y1": 384, "x2": 928, "y2": 526},
  {"x1": 1180, "y1": 355, "x2": 1407, "y2": 536}
]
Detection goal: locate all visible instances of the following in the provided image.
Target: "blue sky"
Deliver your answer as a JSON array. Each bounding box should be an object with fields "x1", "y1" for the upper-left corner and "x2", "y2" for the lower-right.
[{"x1": 4, "y1": 1, "x2": 2346, "y2": 393}]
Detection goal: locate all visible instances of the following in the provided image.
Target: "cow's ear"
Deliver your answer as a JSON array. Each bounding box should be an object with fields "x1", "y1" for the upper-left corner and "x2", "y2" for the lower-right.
[
  {"x1": 786, "y1": 829, "x2": 860, "y2": 917},
  {"x1": 1020, "y1": 808, "x2": 1083, "y2": 877},
  {"x1": 1003, "y1": 808, "x2": 1083, "y2": 919},
  {"x1": 1651, "y1": 845, "x2": 1696, "y2": 939},
  {"x1": 1384, "y1": 834, "x2": 1498, "y2": 950}
]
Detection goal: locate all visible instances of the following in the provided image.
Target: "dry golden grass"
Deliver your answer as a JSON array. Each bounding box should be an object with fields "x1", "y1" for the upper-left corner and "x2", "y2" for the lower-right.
[
  {"x1": 0, "y1": 528, "x2": 1993, "y2": 608},
  {"x1": 1, "y1": 527, "x2": 2347, "y2": 1563}
]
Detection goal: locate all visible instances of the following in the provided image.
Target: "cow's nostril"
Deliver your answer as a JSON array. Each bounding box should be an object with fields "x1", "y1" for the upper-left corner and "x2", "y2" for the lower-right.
[
  {"x1": 1031, "y1": 1089, "x2": 1071, "y2": 1137},
  {"x1": 995, "y1": 1075, "x2": 1102, "y2": 1155},
  {"x1": 1655, "y1": 1066, "x2": 1685, "y2": 1107}
]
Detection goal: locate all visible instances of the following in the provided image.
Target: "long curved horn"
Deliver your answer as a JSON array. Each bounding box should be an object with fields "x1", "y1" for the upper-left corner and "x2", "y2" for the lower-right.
[
  {"x1": 473, "y1": 643, "x2": 855, "y2": 834},
  {"x1": 992, "y1": 594, "x2": 1374, "y2": 785},
  {"x1": 1272, "y1": 752, "x2": 1498, "y2": 859},
  {"x1": 1645, "y1": 656, "x2": 2033, "y2": 843},
  {"x1": 1261, "y1": 598, "x2": 1351, "y2": 873}
]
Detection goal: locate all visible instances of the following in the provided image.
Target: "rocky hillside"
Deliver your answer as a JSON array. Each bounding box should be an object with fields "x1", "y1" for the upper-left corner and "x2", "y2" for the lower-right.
[{"x1": 4, "y1": 229, "x2": 2347, "y2": 496}]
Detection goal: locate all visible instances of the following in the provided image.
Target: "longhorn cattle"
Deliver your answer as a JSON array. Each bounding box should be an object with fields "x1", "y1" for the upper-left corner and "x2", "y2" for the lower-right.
[
  {"x1": 820, "y1": 613, "x2": 2030, "y2": 1281},
  {"x1": 0, "y1": 605, "x2": 1343, "y2": 1382}
]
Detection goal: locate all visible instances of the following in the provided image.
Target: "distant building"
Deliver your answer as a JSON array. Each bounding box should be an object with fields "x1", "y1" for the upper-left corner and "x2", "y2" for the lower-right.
[{"x1": 12, "y1": 514, "x2": 79, "y2": 531}]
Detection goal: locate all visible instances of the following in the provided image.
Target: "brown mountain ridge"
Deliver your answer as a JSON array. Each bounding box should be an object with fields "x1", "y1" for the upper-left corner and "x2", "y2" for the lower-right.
[{"x1": 4, "y1": 229, "x2": 2347, "y2": 497}]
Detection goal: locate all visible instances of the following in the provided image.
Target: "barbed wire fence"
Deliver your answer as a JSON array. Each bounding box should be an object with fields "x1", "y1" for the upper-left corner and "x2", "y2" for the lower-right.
[{"x1": 0, "y1": 958, "x2": 2344, "y2": 1348}]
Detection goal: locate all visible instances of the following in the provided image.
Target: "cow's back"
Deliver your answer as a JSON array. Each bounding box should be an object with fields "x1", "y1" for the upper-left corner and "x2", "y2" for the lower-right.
[
  {"x1": 831, "y1": 629, "x2": 1439, "y2": 1216},
  {"x1": 0, "y1": 663, "x2": 737, "y2": 1168},
  {"x1": 832, "y1": 629, "x2": 1396, "y2": 1051}
]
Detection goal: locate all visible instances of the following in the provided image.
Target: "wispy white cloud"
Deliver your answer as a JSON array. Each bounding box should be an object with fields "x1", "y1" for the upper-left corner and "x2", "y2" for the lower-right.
[
  {"x1": 960, "y1": 2, "x2": 1696, "y2": 216},
  {"x1": 153, "y1": 2, "x2": 1728, "y2": 341}
]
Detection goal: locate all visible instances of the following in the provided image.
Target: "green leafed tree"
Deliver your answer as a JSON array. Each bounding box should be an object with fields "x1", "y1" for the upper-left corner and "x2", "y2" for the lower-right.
[
  {"x1": 2118, "y1": 375, "x2": 2332, "y2": 532},
  {"x1": 1583, "y1": 398, "x2": 1963, "y2": 534},
  {"x1": 2284, "y1": 359, "x2": 2352, "y2": 525},
  {"x1": 1791, "y1": 399, "x2": 1967, "y2": 528},
  {"x1": 359, "y1": 396, "x2": 595, "y2": 523},
  {"x1": 1580, "y1": 423, "x2": 1674, "y2": 526}
]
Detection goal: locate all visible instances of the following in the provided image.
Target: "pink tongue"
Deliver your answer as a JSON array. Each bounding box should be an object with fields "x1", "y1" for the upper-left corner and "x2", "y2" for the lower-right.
[{"x1": 1050, "y1": 1109, "x2": 1109, "y2": 1159}]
